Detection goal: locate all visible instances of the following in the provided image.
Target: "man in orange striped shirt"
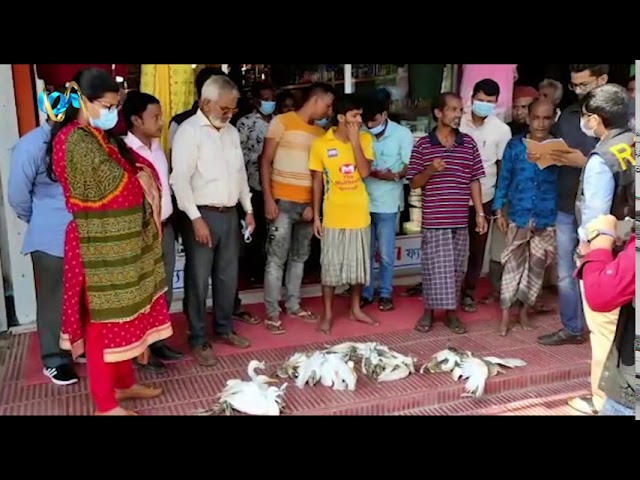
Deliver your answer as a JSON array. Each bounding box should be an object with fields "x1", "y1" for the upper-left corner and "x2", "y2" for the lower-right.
[{"x1": 260, "y1": 83, "x2": 336, "y2": 334}]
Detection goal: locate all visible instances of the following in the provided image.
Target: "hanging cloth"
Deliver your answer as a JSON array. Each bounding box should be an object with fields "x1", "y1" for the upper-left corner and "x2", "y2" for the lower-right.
[{"x1": 140, "y1": 64, "x2": 195, "y2": 154}]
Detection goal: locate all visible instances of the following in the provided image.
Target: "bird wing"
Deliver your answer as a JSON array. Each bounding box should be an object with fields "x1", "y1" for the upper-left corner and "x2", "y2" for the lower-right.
[
  {"x1": 377, "y1": 364, "x2": 411, "y2": 382},
  {"x1": 459, "y1": 357, "x2": 489, "y2": 398},
  {"x1": 224, "y1": 383, "x2": 271, "y2": 415},
  {"x1": 482, "y1": 356, "x2": 527, "y2": 368}
]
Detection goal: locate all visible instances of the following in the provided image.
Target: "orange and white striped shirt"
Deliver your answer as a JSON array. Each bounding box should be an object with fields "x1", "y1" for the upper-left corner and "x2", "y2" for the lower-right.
[{"x1": 266, "y1": 111, "x2": 326, "y2": 203}]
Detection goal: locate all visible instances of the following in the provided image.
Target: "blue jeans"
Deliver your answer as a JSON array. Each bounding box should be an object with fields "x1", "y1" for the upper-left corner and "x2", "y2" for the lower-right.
[
  {"x1": 363, "y1": 212, "x2": 397, "y2": 300},
  {"x1": 555, "y1": 211, "x2": 584, "y2": 335},
  {"x1": 599, "y1": 397, "x2": 635, "y2": 416}
]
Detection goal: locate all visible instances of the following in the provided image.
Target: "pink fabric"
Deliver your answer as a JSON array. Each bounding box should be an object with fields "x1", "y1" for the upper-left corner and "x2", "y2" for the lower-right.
[
  {"x1": 459, "y1": 64, "x2": 518, "y2": 122},
  {"x1": 578, "y1": 239, "x2": 635, "y2": 313}
]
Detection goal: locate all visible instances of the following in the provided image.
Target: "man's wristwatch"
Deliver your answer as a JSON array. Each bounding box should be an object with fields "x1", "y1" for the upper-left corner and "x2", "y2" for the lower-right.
[
  {"x1": 393, "y1": 173, "x2": 400, "y2": 182},
  {"x1": 587, "y1": 228, "x2": 616, "y2": 243}
]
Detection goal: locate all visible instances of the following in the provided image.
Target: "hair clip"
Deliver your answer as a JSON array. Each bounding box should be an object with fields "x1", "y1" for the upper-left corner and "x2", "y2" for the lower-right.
[{"x1": 37, "y1": 81, "x2": 87, "y2": 122}]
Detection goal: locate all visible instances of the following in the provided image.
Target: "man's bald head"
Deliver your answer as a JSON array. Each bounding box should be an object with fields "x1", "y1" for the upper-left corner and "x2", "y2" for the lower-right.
[
  {"x1": 528, "y1": 98, "x2": 555, "y2": 116},
  {"x1": 527, "y1": 98, "x2": 556, "y2": 139}
]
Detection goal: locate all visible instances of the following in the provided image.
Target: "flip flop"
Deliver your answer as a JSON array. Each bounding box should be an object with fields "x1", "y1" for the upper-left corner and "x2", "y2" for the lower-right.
[{"x1": 232, "y1": 310, "x2": 261, "y2": 325}]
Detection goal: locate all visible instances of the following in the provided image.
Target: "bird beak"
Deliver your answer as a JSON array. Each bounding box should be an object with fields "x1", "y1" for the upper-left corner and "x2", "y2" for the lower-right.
[{"x1": 264, "y1": 378, "x2": 279, "y2": 384}]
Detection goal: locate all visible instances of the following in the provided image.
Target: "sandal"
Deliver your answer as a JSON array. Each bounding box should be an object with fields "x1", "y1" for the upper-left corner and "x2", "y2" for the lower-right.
[
  {"x1": 232, "y1": 310, "x2": 261, "y2": 325},
  {"x1": 444, "y1": 315, "x2": 468, "y2": 334},
  {"x1": 461, "y1": 295, "x2": 477, "y2": 313},
  {"x1": 287, "y1": 308, "x2": 318, "y2": 323},
  {"x1": 378, "y1": 297, "x2": 394, "y2": 312},
  {"x1": 567, "y1": 395, "x2": 599, "y2": 415},
  {"x1": 265, "y1": 318, "x2": 285, "y2": 335},
  {"x1": 414, "y1": 312, "x2": 433, "y2": 333}
]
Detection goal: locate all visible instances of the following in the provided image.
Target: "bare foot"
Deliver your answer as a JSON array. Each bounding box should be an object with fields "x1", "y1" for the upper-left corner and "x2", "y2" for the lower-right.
[
  {"x1": 518, "y1": 308, "x2": 535, "y2": 330},
  {"x1": 498, "y1": 314, "x2": 511, "y2": 337},
  {"x1": 317, "y1": 314, "x2": 333, "y2": 334},
  {"x1": 349, "y1": 307, "x2": 379, "y2": 326}
]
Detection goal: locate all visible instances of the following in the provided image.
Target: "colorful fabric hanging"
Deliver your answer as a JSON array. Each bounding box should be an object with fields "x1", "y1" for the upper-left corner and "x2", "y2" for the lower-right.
[{"x1": 140, "y1": 64, "x2": 195, "y2": 153}]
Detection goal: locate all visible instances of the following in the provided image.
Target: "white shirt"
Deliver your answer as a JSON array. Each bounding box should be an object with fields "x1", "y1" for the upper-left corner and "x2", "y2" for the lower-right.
[
  {"x1": 170, "y1": 109, "x2": 252, "y2": 220},
  {"x1": 167, "y1": 121, "x2": 179, "y2": 149},
  {"x1": 459, "y1": 113, "x2": 512, "y2": 204},
  {"x1": 124, "y1": 132, "x2": 173, "y2": 221}
]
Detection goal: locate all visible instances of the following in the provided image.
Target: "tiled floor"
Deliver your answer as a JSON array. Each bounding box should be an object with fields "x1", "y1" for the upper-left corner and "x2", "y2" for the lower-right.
[{"x1": 0, "y1": 311, "x2": 590, "y2": 416}]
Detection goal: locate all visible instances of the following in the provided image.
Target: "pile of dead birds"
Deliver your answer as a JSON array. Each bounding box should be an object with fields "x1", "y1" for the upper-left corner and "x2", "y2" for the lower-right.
[
  {"x1": 195, "y1": 344, "x2": 528, "y2": 416},
  {"x1": 419, "y1": 347, "x2": 527, "y2": 398},
  {"x1": 276, "y1": 341, "x2": 418, "y2": 391}
]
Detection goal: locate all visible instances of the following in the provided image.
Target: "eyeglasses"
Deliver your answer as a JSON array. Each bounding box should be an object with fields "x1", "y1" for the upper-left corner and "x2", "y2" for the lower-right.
[
  {"x1": 94, "y1": 100, "x2": 121, "y2": 112},
  {"x1": 215, "y1": 104, "x2": 239, "y2": 116},
  {"x1": 568, "y1": 79, "x2": 598, "y2": 93}
]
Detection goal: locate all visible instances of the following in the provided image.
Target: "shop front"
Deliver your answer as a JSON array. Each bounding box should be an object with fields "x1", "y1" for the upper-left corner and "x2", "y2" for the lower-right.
[{"x1": 1, "y1": 63, "x2": 456, "y2": 325}]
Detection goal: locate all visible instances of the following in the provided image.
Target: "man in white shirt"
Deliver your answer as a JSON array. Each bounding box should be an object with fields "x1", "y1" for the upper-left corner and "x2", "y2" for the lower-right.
[
  {"x1": 171, "y1": 75, "x2": 255, "y2": 366},
  {"x1": 459, "y1": 78, "x2": 512, "y2": 313},
  {"x1": 122, "y1": 91, "x2": 184, "y2": 371}
]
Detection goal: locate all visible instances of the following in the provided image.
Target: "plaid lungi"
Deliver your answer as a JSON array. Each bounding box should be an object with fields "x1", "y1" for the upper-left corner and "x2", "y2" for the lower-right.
[
  {"x1": 500, "y1": 222, "x2": 555, "y2": 308},
  {"x1": 421, "y1": 228, "x2": 469, "y2": 310},
  {"x1": 321, "y1": 227, "x2": 371, "y2": 287}
]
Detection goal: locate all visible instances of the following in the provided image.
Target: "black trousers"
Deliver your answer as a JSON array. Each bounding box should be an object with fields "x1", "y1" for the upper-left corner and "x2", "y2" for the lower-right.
[
  {"x1": 462, "y1": 201, "x2": 493, "y2": 298},
  {"x1": 183, "y1": 207, "x2": 240, "y2": 346}
]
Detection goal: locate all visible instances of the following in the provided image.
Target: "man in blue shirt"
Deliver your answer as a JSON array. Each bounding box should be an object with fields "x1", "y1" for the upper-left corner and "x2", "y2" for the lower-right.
[
  {"x1": 360, "y1": 94, "x2": 414, "y2": 311},
  {"x1": 492, "y1": 99, "x2": 558, "y2": 336},
  {"x1": 8, "y1": 120, "x2": 78, "y2": 386}
]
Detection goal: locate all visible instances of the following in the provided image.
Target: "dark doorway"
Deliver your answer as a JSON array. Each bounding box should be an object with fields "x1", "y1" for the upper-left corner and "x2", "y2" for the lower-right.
[{"x1": 516, "y1": 63, "x2": 633, "y2": 110}]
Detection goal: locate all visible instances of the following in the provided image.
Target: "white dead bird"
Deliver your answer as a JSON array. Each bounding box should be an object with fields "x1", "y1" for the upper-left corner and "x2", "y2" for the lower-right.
[
  {"x1": 280, "y1": 350, "x2": 357, "y2": 391},
  {"x1": 324, "y1": 341, "x2": 416, "y2": 382},
  {"x1": 457, "y1": 355, "x2": 528, "y2": 398},
  {"x1": 196, "y1": 360, "x2": 287, "y2": 416},
  {"x1": 276, "y1": 351, "x2": 310, "y2": 379},
  {"x1": 419, "y1": 347, "x2": 472, "y2": 374}
]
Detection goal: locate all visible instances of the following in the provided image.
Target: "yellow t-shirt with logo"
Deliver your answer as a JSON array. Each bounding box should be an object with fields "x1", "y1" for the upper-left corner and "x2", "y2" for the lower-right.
[{"x1": 308, "y1": 128, "x2": 375, "y2": 229}]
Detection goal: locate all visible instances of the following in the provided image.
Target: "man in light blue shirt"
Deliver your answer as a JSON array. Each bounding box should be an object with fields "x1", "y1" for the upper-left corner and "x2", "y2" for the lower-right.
[
  {"x1": 555, "y1": 83, "x2": 634, "y2": 416},
  {"x1": 8, "y1": 120, "x2": 78, "y2": 386},
  {"x1": 361, "y1": 94, "x2": 414, "y2": 311}
]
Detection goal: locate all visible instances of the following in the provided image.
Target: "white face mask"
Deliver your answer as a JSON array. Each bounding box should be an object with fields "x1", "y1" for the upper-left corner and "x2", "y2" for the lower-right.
[{"x1": 579, "y1": 117, "x2": 597, "y2": 137}]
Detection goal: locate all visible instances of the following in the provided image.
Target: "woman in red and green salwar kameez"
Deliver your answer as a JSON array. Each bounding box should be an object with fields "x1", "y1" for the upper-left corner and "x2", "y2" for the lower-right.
[{"x1": 45, "y1": 68, "x2": 174, "y2": 415}]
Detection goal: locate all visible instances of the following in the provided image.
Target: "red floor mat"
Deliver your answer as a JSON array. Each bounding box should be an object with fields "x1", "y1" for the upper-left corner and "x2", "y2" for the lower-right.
[{"x1": 22, "y1": 280, "x2": 515, "y2": 386}]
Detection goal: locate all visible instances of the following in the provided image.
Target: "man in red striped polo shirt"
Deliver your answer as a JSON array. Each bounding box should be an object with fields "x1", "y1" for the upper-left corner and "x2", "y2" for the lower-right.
[{"x1": 406, "y1": 92, "x2": 487, "y2": 334}]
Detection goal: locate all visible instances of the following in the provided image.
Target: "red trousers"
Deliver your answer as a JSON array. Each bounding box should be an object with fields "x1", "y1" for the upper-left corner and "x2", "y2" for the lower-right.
[{"x1": 85, "y1": 321, "x2": 135, "y2": 413}]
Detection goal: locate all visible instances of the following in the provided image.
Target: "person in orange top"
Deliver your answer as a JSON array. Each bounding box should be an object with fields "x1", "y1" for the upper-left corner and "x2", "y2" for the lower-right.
[
  {"x1": 309, "y1": 94, "x2": 379, "y2": 334},
  {"x1": 260, "y1": 83, "x2": 336, "y2": 334}
]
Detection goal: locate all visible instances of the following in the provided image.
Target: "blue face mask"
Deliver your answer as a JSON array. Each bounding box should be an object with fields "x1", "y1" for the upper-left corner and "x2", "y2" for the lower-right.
[
  {"x1": 368, "y1": 121, "x2": 386, "y2": 136},
  {"x1": 471, "y1": 100, "x2": 496, "y2": 118},
  {"x1": 258, "y1": 100, "x2": 276, "y2": 116},
  {"x1": 90, "y1": 107, "x2": 119, "y2": 131},
  {"x1": 315, "y1": 117, "x2": 329, "y2": 127}
]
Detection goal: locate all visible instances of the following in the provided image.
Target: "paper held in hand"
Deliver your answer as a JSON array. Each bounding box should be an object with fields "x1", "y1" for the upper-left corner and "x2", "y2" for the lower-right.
[{"x1": 524, "y1": 138, "x2": 570, "y2": 169}]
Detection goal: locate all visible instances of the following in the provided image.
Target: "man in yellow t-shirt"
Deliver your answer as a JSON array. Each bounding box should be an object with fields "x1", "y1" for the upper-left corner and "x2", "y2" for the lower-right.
[{"x1": 309, "y1": 94, "x2": 379, "y2": 334}]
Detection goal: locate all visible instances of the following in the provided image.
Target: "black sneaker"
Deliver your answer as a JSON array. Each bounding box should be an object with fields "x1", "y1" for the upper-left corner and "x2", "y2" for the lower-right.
[{"x1": 43, "y1": 364, "x2": 79, "y2": 386}]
